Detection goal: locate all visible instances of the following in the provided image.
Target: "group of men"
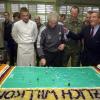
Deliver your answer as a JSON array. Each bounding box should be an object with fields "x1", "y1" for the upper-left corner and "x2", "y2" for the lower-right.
[{"x1": 0, "y1": 5, "x2": 100, "y2": 67}]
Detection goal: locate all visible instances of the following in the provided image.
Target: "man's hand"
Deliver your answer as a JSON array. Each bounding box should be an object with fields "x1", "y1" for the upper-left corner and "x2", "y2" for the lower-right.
[
  {"x1": 63, "y1": 27, "x2": 69, "y2": 33},
  {"x1": 58, "y1": 44, "x2": 65, "y2": 51},
  {"x1": 39, "y1": 58, "x2": 46, "y2": 66}
]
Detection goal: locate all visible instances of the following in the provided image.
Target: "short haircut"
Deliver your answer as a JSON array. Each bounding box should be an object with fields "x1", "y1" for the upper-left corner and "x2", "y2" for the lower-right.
[
  {"x1": 13, "y1": 12, "x2": 20, "y2": 18},
  {"x1": 70, "y1": 5, "x2": 79, "y2": 13},
  {"x1": 20, "y1": 7, "x2": 29, "y2": 13}
]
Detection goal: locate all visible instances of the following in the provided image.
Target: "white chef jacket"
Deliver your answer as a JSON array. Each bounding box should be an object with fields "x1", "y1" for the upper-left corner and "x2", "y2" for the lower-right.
[{"x1": 12, "y1": 20, "x2": 38, "y2": 66}]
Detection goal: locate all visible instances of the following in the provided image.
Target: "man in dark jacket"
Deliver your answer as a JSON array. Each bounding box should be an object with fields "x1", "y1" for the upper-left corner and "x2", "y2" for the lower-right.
[
  {"x1": 3, "y1": 12, "x2": 14, "y2": 65},
  {"x1": 37, "y1": 12, "x2": 65, "y2": 67}
]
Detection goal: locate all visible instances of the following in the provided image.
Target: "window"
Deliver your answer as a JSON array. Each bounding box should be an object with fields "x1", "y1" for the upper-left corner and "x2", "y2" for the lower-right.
[
  {"x1": 19, "y1": 4, "x2": 28, "y2": 9},
  {"x1": 59, "y1": 6, "x2": 67, "y2": 14},
  {"x1": 11, "y1": 3, "x2": 54, "y2": 23},
  {"x1": 29, "y1": 4, "x2": 36, "y2": 12},
  {"x1": 67, "y1": 6, "x2": 71, "y2": 14},
  {"x1": 0, "y1": 3, "x2": 5, "y2": 12},
  {"x1": 11, "y1": 4, "x2": 19, "y2": 12},
  {"x1": 46, "y1": 5, "x2": 53, "y2": 13},
  {"x1": 83, "y1": 7, "x2": 91, "y2": 14},
  {"x1": 92, "y1": 7, "x2": 99, "y2": 11},
  {"x1": 59, "y1": 6, "x2": 71, "y2": 14},
  {"x1": 37, "y1": 4, "x2": 45, "y2": 14},
  {"x1": 59, "y1": 5, "x2": 100, "y2": 20},
  {"x1": 37, "y1": 4, "x2": 54, "y2": 22}
]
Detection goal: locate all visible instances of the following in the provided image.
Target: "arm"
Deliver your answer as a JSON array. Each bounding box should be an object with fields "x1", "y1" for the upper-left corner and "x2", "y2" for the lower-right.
[
  {"x1": 58, "y1": 25, "x2": 65, "y2": 51},
  {"x1": 37, "y1": 29, "x2": 47, "y2": 66},
  {"x1": 11, "y1": 23, "x2": 18, "y2": 43},
  {"x1": 33, "y1": 22, "x2": 38, "y2": 42},
  {"x1": 37, "y1": 29, "x2": 46, "y2": 59},
  {"x1": 61, "y1": 25, "x2": 66, "y2": 44},
  {"x1": 67, "y1": 29, "x2": 84, "y2": 40}
]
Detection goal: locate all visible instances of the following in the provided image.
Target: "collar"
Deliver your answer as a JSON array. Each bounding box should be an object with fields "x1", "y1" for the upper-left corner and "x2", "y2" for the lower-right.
[{"x1": 93, "y1": 24, "x2": 100, "y2": 29}]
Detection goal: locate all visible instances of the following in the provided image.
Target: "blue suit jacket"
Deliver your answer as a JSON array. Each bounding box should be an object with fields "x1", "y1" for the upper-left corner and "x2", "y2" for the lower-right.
[{"x1": 67, "y1": 25, "x2": 100, "y2": 66}]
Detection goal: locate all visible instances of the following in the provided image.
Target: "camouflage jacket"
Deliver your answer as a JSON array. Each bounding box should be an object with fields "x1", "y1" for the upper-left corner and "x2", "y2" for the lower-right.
[{"x1": 65, "y1": 17, "x2": 83, "y2": 52}]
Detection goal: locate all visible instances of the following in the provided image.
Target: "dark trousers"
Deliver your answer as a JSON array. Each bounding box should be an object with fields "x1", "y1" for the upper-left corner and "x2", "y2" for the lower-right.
[
  {"x1": 45, "y1": 51, "x2": 64, "y2": 67},
  {"x1": 63, "y1": 49, "x2": 80, "y2": 67},
  {"x1": 8, "y1": 43, "x2": 17, "y2": 66},
  {"x1": 34, "y1": 42, "x2": 40, "y2": 66},
  {"x1": 81, "y1": 50, "x2": 100, "y2": 66},
  {"x1": 5, "y1": 41, "x2": 17, "y2": 66}
]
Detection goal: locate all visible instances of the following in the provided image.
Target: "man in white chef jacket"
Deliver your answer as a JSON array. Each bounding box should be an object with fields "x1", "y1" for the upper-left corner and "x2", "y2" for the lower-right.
[{"x1": 12, "y1": 7, "x2": 38, "y2": 66}]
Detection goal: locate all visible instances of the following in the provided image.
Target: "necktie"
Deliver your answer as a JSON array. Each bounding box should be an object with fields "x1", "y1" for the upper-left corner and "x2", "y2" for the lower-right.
[{"x1": 90, "y1": 27, "x2": 94, "y2": 37}]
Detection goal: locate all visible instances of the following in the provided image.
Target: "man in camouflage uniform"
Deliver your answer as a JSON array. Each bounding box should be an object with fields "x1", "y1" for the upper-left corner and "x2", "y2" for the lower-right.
[{"x1": 63, "y1": 5, "x2": 83, "y2": 66}]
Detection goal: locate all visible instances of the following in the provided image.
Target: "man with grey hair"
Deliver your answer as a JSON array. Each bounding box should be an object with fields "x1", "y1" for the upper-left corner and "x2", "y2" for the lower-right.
[{"x1": 37, "y1": 12, "x2": 65, "y2": 67}]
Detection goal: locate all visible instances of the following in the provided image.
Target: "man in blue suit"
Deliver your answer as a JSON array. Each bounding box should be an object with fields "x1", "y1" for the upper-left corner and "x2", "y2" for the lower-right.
[{"x1": 67, "y1": 11, "x2": 100, "y2": 66}]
